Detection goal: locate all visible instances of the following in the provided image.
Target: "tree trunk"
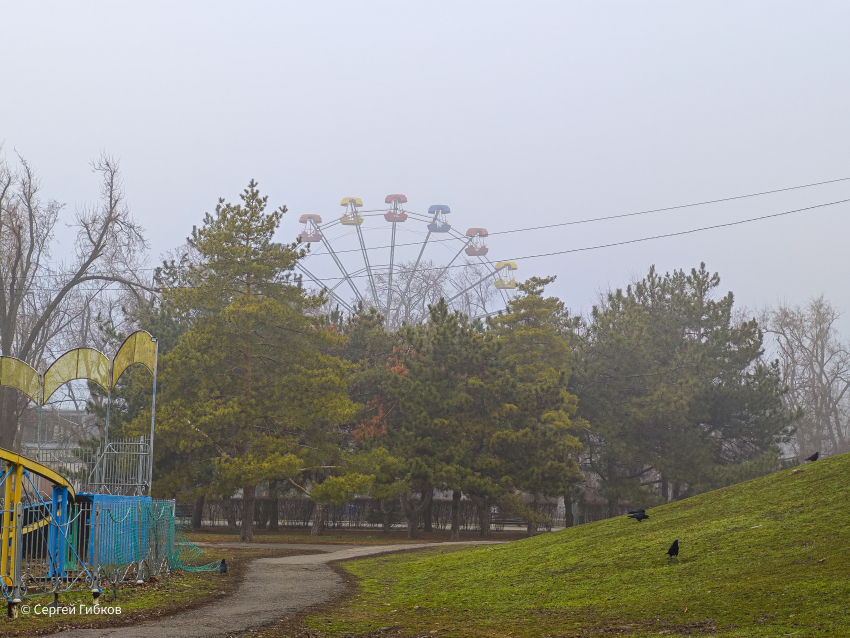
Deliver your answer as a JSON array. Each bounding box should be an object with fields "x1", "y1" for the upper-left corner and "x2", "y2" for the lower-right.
[
  {"x1": 563, "y1": 493, "x2": 574, "y2": 528},
  {"x1": 311, "y1": 502, "x2": 327, "y2": 536},
  {"x1": 468, "y1": 495, "x2": 492, "y2": 538},
  {"x1": 606, "y1": 497, "x2": 619, "y2": 519},
  {"x1": 0, "y1": 389, "x2": 24, "y2": 450},
  {"x1": 191, "y1": 494, "x2": 205, "y2": 530},
  {"x1": 526, "y1": 496, "x2": 539, "y2": 537},
  {"x1": 672, "y1": 482, "x2": 680, "y2": 501},
  {"x1": 400, "y1": 490, "x2": 433, "y2": 540},
  {"x1": 240, "y1": 485, "x2": 255, "y2": 542},
  {"x1": 661, "y1": 476, "x2": 669, "y2": 503},
  {"x1": 223, "y1": 495, "x2": 238, "y2": 534},
  {"x1": 423, "y1": 492, "x2": 434, "y2": 532},
  {"x1": 450, "y1": 490, "x2": 461, "y2": 540},
  {"x1": 379, "y1": 498, "x2": 395, "y2": 534},
  {"x1": 268, "y1": 480, "x2": 279, "y2": 532}
]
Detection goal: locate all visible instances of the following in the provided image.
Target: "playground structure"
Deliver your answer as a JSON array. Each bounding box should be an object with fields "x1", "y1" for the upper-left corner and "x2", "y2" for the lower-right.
[
  {"x1": 0, "y1": 331, "x2": 212, "y2": 616},
  {"x1": 295, "y1": 195, "x2": 520, "y2": 328}
]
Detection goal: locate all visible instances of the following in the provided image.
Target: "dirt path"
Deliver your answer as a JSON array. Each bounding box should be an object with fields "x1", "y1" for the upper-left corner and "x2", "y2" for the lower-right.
[{"x1": 52, "y1": 541, "x2": 499, "y2": 637}]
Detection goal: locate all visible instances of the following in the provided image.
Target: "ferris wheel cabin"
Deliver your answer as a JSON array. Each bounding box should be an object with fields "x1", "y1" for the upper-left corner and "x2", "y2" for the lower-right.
[
  {"x1": 384, "y1": 194, "x2": 408, "y2": 222},
  {"x1": 465, "y1": 228, "x2": 489, "y2": 256},
  {"x1": 298, "y1": 214, "x2": 323, "y2": 243},
  {"x1": 427, "y1": 205, "x2": 451, "y2": 233},
  {"x1": 494, "y1": 260, "x2": 518, "y2": 289},
  {"x1": 340, "y1": 197, "x2": 364, "y2": 225}
]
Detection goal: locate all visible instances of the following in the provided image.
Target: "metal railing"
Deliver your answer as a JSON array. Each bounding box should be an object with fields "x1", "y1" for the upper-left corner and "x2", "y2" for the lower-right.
[{"x1": 33, "y1": 437, "x2": 151, "y2": 496}]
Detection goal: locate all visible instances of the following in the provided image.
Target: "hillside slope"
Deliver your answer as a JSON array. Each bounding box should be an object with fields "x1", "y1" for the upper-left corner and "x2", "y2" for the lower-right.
[{"x1": 310, "y1": 453, "x2": 850, "y2": 637}]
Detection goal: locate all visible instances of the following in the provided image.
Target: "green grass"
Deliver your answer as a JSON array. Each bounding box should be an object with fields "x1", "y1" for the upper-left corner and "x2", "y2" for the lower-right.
[{"x1": 306, "y1": 453, "x2": 850, "y2": 637}]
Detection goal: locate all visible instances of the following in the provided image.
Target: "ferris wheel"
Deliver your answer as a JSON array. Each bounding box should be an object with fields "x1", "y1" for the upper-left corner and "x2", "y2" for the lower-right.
[{"x1": 294, "y1": 194, "x2": 519, "y2": 328}]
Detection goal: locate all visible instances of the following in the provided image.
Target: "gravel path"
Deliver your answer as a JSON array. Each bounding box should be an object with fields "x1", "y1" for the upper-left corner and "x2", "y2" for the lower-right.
[{"x1": 52, "y1": 541, "x2": 499, "y2": 637}]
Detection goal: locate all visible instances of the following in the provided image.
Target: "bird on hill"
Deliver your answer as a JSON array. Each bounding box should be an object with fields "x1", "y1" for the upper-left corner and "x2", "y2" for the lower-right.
[
  {"x1": 219, "y1": 559, "x2": 228, "y2": 574},
  {"x1": 804, "y1": 451, "x2": 819, "y2": 462},
  {"x1": 628, "y1": 511, "x2": 649, "y2": 522},
  {"x1": 667, "y1": 540, "x2": 679, "y2": 558},
  {"x1": 628, "y1": 509, "x2": 646, "y2": 514}
]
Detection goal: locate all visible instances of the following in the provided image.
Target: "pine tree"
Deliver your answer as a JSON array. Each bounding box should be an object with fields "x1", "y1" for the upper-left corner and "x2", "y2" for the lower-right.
[
  {"x1": 571, "y1": 264, "x2": 797, "y2": 513},
  {"x1": 154, "y1": 181, "x2": 357, "y2": 540}
]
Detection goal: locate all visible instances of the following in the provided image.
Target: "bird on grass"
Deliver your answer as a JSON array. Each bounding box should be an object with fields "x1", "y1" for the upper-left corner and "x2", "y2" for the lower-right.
[
  {"x1": 219, "y1": 559, "x2": 228, "y2": 574},
  {"x1": 667, "y1": 540, "x2": 679, "y2": 559},
  {"x1": 804, "y1": 452, "x2": 819, "y2": 462},
  {"x1": 628, "y1": 510, "x2": 649, "y2": 522}
]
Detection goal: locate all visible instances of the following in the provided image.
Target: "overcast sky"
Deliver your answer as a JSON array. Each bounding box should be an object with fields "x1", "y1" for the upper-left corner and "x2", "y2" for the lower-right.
[{"x1": 3, "y1": 2, "x2": 849, "y2": 329}]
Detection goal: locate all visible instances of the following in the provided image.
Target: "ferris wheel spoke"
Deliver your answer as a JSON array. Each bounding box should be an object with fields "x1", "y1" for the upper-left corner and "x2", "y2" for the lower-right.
[
  {"x1": 318, "y1": 234, "x2": 364, "y2": 304},
  {"x1": 328, "y1": 266, "x2": 367, "y2": 293},
  {"x1": 447, "y1": 268, "x2": 498, "y2": 304},
  {"x1": 402, "y1": 229, "x2": 432, "y2": 300},
  {"x1": 355, "y1": 225, "x2": 381, "y2": 307},
  {"x1": 386, "y1": 220, "x2": 398, "y2": 313},
  {"x1": 433, "y1": 237, "x2": 474, "y2": 284},
  {"x1": 295, "y1": 263, "x2": 355, "y2": 314}
]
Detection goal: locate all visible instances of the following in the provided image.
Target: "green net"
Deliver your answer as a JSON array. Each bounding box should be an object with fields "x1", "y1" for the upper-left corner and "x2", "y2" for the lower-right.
[
  {"x1": 171, "y1": 525, "x2": 222, "y2": 572},
  {"x1": 93, "y1": 500, "x2": 220, "y2": 578}
]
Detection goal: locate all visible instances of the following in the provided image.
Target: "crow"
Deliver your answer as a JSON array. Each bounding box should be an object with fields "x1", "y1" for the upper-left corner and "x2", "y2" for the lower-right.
[
  {"x1": 628, "y1": 511, "x2": 649, "y2": 522},
  {"x1": 219, "y1": 559, "x2": 228, "y2": 574},
  {"x1": 627, "y1": 509, "x2": 646, "y2": 514},
  {"x1": 804, "y1": 452, "x2": 819, "y2": 462},
  {"x1": 667, "y1": 540, "x2": 679, "y2": 558}
]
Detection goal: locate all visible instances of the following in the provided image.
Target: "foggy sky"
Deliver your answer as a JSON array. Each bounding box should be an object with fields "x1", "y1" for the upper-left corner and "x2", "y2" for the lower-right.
[{"x1": 3, "y1": 2, "x2": 849, "y2": 328}]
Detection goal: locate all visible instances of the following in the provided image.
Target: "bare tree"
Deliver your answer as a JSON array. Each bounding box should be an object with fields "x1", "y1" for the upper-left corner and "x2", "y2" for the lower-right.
[
  {"x1": 764, "y1": 296, "x2": 850, "y2": 458},
  {"x1": 371, "y1": 259, "x2": 500, "y2": 329},
  {"x1": 0, "y1": 151, "x2": 149, "y2": 448}
]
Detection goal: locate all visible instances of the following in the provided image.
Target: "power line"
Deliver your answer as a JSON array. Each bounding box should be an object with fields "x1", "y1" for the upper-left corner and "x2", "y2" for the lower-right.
[
  {"x1": 22, "y1": 196, "x2": 849, "y2": 290},
  {"x1": 280, "y1": 196, "x2": 850, "y2": 282},
  {"x1": 297, "y1": 175, "x2": 850, "y2": 256},
  {"x1": 16, "y1": 174, "x2": 850, "y2": 279}
]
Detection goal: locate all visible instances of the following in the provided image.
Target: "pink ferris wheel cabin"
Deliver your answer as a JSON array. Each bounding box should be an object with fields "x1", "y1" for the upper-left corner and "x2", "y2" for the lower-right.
[
  {"x1": 384, "y1": 194, "x2": 408, "y2": 222},
  {"x1": 465, "y1": 228, "x2": 489, "y2": 256},
  {"x1": 298, "y1": 214, "x2": 323, "y2": 243}
]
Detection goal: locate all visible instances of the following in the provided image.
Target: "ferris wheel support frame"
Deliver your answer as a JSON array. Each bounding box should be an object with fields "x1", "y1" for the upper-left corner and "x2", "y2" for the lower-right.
[
  {"x1": 301, "y1": 203, "x2": 512, "y2": 321},
  {"x1": 317, "y1": 225, "x2": 365, "y2": 304},
  {"x1": 386, "y1": 219, "x2": 399, "y2": 315},
  {"x1": 446, "y1": 266, "x2": 499, "y2": 304},
  {"x1": 433, "y1": 234, "x2": 474, "y2": 282},
  {"x1": 401, "y1": 208, "x2": 440, "y2": 300},
  {"x1": 355, "y1": 224, "x2": 381, "y2": 307},
  {"x1": 296, "y1": 263, "x2": 355, "y2": 314}
]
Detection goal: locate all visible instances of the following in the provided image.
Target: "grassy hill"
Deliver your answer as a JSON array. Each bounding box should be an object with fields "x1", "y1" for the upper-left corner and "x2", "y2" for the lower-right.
[{"x1": 307, "y1": 452, "x2": 850, "y2": 637}]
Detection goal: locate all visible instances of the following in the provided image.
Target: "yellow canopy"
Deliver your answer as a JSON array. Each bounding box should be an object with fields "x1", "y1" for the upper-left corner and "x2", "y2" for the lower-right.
[
  {"x1": 112, "y1": 330, "x2": 157, "y2": 389},
  {"x1": 0, "y1": 358, "x2": 40, "y2": 404},
  {"x1": 340, "y1": 197, "x2": 363, "y2": 207},
  {"x1": 495, "y1": 261, "x2": 518, "y2": 271},
  {"x1": 44, "y1": 348, "x2": 109, "y2": 403}
]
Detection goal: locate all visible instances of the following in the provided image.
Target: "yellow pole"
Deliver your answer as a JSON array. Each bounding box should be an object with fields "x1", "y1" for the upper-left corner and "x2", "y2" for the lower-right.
[
  {"x1": 0, "y1": 463, "x2": 12, "y2": 583},
  {"x1": 9, "y1": 464, "x2": 22, "y2": 582}
]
